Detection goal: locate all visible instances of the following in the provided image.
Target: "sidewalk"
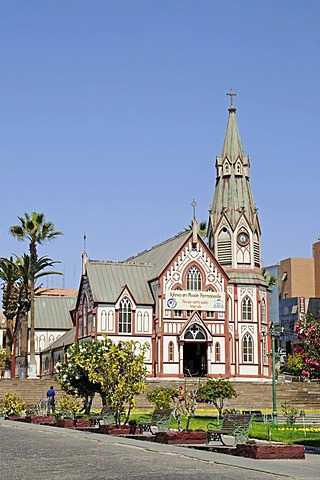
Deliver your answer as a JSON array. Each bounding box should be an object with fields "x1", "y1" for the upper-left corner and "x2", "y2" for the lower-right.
[{"x1": 1, "y1": 418, "x2": 319, "y2": 480}]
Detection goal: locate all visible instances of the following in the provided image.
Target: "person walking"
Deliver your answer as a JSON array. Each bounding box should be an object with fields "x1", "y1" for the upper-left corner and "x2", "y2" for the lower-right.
[{"x1": 46, "y1": 385, "x2": 56, "y2": 415}]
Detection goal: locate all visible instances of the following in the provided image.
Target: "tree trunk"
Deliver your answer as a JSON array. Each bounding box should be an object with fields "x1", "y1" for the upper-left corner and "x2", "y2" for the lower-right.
[
  {"x1": 28, "y1": 275, "x2": 36, "y2": 378},
  {"x1": 19, "y1": 313, "x2": 28, "y2": 378},
  {"x1": 4, "y1": 318, "x2": 13, "y2": 378}
]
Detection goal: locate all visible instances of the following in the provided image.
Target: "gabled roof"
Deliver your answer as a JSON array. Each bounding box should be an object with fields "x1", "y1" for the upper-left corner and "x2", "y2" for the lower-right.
[
  {"x1": 86, "y1": 261, "x2": 155, "y2": 304},
  {"x1": 85, "y1": 230, "x2": 192, "y2": 305},
  {"x1": 126, "y1": 230, "x2": 191, "y2": 278},
  {"x1": 33, "y1": 294, "x2": 76, "y2": 329}
]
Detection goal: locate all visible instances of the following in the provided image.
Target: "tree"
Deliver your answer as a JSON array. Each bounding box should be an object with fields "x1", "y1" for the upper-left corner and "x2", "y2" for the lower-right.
[
  {"x1": 197, "y1": 378, "x2": 238, "y2": 417},
  {"x1": 261, "y1": 267, "x2": 277, "y2": 293},
  {"x1": 10, "y1": 212, "x2": 62, "y2": 377},
  {"x1": 56, "y1": 338, "x2": 149, "y2": 424},
  {"x1": 55, "y1": 341, "x2": 107, "y2": 414},
  {"x1": 172, "y1": 384, "x2": 199, "y2": 431},
  {"x1": 147, "y1": 387, "x2": 178, "y2": 409},
  {"x1": 293, "y1": 313, "x2": 320, "y2": 379},
  {"x1": 14, "y1": 254, "x2": 61, "y2": 378},
  {"x1": 0, "y1": 257, "x2": 19, "y2": 378},
  {"x1": 93, "y1": 339, "x2": 149, "y2": 425}
]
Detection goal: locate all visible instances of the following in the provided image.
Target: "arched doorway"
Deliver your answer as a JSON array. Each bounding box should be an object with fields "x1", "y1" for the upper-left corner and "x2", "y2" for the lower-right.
[{"x1": 182, "y1": 324, "x2": 207, "y2": 376}]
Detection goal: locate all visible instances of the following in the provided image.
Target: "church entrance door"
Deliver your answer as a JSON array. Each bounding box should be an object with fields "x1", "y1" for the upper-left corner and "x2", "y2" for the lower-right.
[{"x1": 183, "y1": 342, "x2": 207, "y2": 377}]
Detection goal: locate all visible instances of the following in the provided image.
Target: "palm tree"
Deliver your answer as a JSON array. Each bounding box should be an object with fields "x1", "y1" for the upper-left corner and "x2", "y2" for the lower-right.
[
  {"x1": 261, "y1": 266, "x2": 278, "y2": 293},
  {"x1": 14, "y1": 254, "x2": 61, "y2": 378},
  {"x1": 0, "y1": 257, "x2": 19, "y2": 378},
  {"x1": 10, "y1": 212, "x2": 63, "y2": 378}
]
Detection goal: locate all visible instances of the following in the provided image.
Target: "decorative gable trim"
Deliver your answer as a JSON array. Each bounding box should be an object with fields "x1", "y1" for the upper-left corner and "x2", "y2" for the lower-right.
[{"x1": 115, "y1": 286, "x2": 136, "y2": 310}]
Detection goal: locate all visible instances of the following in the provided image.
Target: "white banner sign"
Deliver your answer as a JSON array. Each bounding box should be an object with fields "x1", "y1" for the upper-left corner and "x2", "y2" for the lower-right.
[{"x1": 165, "y1": 290, "x2": 225, "y2": 312}]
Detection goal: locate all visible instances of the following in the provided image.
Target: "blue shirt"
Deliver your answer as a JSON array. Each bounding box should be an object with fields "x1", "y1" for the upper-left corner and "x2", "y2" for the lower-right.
[{"x1": 47, "y1": 388, "x2": 55, "y2": 398}]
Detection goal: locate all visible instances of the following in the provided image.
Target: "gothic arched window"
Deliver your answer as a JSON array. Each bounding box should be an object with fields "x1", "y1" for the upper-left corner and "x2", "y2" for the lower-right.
[
  {"x1": 187, "y1": 266, "x2": 202, "y2": 291},
  {"x1": 119, "y1": 297, "x2": 132, "y2": 333},
  {"x1": 242, "y1": 296, "x2": 252, "y2": 321},
  {"x1": 215, "y1": 342, "x2": 220, "y2": 362},
  {"x1": 243, "y1": 333, "x2": 253, "y2": 362}
]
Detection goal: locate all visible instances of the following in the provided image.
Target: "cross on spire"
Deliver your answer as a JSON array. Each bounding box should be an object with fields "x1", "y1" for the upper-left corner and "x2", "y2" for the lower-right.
[{"x1": 226, "y1": 88, "x2": 237, "y2": 107}]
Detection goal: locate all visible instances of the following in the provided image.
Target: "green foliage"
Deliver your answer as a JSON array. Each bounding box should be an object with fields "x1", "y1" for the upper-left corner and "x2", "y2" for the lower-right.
[
  {"x1": 0, "y1": 347, "x2": 6, "y2": 369},
  {"x1": 95, "y1": 339, "x2": 149, "y2": 425},
  {"x1": 287, "y1": 353, "x2": 304, "y2": 376},
  {"x1": 293, "y1": 313, "x2": 320, "y2": 378},
  {"x1": 55, "y1": 340, "x2": 108, "y2": 413},
  {"x1": 58, "y1": 392, "x2": 82, "y2": 417},
  {"x1": 197, "y1": 378, "x2": 238, "y2": 416},
  {"x1": 56, "y1": 338, "x2": 149, "y2": 424},
  {"x1": 147, "y1": 387, "x2": 178, "y2": 408},
  {"x1": 3, "y1": 392, "x2": 26, "y2": 417},
  {"x1": 281, "y1": 401, "x2": 298, "y2": 424}
]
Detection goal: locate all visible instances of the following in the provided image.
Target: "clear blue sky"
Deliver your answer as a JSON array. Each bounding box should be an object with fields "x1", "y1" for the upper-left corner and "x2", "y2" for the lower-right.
[{"x1": 1, "y1": 0, "x2": 319, "y2": 289}]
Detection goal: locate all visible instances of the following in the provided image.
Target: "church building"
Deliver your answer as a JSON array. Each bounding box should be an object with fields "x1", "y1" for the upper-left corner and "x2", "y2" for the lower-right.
[{"x1": 41, "y1": 93, "x2": 270, "y2": 380}]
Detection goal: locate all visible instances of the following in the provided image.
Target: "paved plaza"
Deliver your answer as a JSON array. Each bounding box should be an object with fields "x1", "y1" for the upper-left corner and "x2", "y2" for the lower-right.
[{"x1": 0, "y1": 418, "x2": 319, "y2": 480}]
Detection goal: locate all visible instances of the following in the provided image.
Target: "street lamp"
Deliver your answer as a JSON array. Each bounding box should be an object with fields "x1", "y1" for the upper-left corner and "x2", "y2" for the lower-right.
[{"x1": 267, "y1": 322, "x2": 281, "y2": 424}]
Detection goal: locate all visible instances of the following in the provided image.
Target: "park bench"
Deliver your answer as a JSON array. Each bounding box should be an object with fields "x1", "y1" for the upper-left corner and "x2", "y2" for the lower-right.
[
  {"x1": 138, "y1": 408, "x2": 173, "y2": 434},
  {"x1": 89, "y1": 406, "x2": 115, "y2": 427},
  {"x1": 207, "y1": 413, "x2": 253, "y2": 446}
]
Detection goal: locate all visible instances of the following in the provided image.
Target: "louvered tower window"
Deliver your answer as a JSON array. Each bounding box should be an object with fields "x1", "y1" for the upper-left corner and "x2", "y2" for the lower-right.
[
  {"x1": 217, "y1": 228, "x2": 232, "y2": 266},
  {"x1": 253, "y1": 231, "x2": 260, "y2": 268}
]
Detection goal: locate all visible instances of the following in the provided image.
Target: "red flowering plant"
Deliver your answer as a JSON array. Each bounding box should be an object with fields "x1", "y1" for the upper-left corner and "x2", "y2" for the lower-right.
[{"x1": 293, "y1": 313, "x2": 320, "y2": 379}]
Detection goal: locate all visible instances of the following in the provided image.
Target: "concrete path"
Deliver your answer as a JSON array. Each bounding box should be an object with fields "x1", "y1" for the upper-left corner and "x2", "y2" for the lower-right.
[{"x1": 1, "y1": 418, "x2": 319, "y2": 480}]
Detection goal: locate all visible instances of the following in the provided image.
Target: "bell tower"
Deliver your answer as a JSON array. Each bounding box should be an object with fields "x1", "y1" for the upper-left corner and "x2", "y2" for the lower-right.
[
  {"x1": 207, "y1": 91, "x2": 269, "y2": 379},
  {"x1": 207, "y1": 90, "x2": 262, "y2": 279}
]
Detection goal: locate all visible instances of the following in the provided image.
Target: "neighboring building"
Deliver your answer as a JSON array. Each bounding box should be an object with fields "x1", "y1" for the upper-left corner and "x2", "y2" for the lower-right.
[
  {"x1": 266, "y1": 240, "x2": 320, "y2": 356},
  {"x1": 42, "y1": 94, "x2": 271, "y2": 381},
  {"x1": 14, "y1": 289, "x2": 77, "y2": 377}
]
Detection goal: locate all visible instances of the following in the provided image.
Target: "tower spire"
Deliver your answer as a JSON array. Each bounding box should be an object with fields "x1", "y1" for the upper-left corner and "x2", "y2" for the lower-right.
[{"x1": 207, "y1": 93, "x2": 261, "y2": 272}]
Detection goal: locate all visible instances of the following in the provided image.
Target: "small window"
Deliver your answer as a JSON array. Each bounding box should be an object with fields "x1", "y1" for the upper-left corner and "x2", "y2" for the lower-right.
[
  {"x1": 243, "y1": 334, "x2": 253, "y2": 362},
  {"x1": 215, "y1": 342, "x2": 220, "y2": 362},
  {"x1": 242, "y1": 296, "x2": 252, "y2": 321},
  {"x1": 168, "y1": 342, "x2": 174, "y2": 362}
]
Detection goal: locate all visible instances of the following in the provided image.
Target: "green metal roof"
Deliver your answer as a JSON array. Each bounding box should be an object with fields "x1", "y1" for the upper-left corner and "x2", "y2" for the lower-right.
[
  {"x1": 32, "y1": 295, "x2": 76, "y2": 329},
  {"x1": 86, "y1": 231, "x2": 191, "y2": 304}
]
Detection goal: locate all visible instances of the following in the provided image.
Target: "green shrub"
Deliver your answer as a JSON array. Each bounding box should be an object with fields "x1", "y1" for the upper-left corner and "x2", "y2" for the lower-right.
[
  {"x1": 147, "y1": 387, "x2": 178, "y2": 408},
  {"x1": 3, "y1": 392, "x2": 26, "y2": 417}
]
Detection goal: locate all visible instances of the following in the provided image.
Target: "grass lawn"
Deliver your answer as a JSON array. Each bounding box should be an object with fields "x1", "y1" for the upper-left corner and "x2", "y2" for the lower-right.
[{"x1": 130, "y1": 413, "x2": 320, "y2": 446}]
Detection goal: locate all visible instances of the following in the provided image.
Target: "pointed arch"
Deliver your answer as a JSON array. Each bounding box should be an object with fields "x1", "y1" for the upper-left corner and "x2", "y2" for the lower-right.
[
  {"x1": 119, "y1": 296, "x2": 132, "y2": 333},
  {"x1": 183, "y1": 323, "x2": 206, "y2": 341},
  {"x1": 242, "y1": 296, "x2": 252, "y2": 321},
  {"x1": 186, "y1": 266, "x2": 202, "y2": 291},
  {"x1": 243, "y1": 333, "x2": 253, "y2": 362},
  {"x1": 217, "y1": 227, "x2": 232, "y2": 266}
]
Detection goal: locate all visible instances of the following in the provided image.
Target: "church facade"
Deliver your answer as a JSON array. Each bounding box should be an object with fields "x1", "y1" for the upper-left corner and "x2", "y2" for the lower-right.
[{"x1": 41, "y1": 95, "x2": 270, "y2": 380}]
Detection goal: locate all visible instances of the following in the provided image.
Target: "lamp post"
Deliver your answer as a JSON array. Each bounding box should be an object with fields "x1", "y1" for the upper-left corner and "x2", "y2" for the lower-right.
[{"x1": 268, "y1": 322, "x2": 281, "y2": 424}]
